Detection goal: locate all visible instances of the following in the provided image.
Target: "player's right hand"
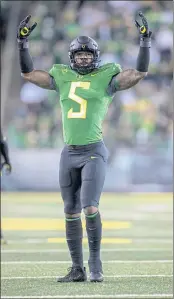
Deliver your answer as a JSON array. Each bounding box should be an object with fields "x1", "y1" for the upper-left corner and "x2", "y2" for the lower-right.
[{"x1": 17, "y1": 15, "x2": 37, "y2": 40}]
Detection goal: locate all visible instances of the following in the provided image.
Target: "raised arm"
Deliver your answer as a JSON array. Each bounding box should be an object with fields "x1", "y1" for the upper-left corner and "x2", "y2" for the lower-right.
[
  {"x1": 114, "y1": 69, "x2": 147, "y2": 91},
  {"x1": 17, "y1": 15, "x2": 55, "y2": 90},
  {"x1": 21, "y1": 70, "x2": 54, "y2": 90},
  {"x1": 113, "y1": 12, "x2": 152, "y2": 92}
]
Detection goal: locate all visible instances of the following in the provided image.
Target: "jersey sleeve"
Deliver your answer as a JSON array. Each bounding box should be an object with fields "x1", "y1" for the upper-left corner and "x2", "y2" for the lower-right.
[
  {"x1": 49, "y1": 64, "x2": 61, "y2": 91},
  {"x1": 110, "y1": 63, "x2": 122, "y2": 76},
  {"x1": 106, "y1": 63, "x2": 122, "y2": 96}
]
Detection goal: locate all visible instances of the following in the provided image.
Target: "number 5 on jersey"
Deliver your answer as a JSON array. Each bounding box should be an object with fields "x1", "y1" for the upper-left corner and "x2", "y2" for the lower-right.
[{"x1": 68, "y1": 82, "x2": 90, "y2": 119}]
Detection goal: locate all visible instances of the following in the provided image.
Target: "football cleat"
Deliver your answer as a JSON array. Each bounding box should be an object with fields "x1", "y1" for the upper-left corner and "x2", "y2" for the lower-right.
[
  {"x1": 89, "y1": 271, "x2": 104, "y2": 282},
  {"x1": 57, "y1": 266, "x2": 87, "y2": 282}
]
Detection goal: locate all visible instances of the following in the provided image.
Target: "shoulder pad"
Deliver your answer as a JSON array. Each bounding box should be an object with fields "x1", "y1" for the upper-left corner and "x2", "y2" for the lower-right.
[
  {"x1": 49, "y1": 64, "x2": 70, "y2": 77},
  {"x1": 100, "y1": 63, "x2": 122, "y2": 73}
]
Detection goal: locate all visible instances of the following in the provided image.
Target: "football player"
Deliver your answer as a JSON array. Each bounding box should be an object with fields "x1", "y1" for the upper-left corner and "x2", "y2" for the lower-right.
[
  {"x1": 1, "y1": 129, "x2": 12, "y2": 244},
  {"x1": 17, "y1": 12, "x2": 152, "y2": 282}
]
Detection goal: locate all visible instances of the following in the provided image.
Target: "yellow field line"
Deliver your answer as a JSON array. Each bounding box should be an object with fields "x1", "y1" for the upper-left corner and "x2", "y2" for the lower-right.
[
  {"x1": 48, "y1": 237, "x2": 132, "y2": 244},
  {"x1": 1, "y1": 218, "x2": 131, "y2": 231},
  {"x1": 1, "y1": 192, "x2": 172, "y2": 203}
]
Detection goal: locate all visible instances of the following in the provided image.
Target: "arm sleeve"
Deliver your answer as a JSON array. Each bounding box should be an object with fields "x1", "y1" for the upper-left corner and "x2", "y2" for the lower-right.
[
  {"x1": 136, "y1": 46, "x2": 150, "y2": 72},
  {"x1": 19, "y1": 48, "x2": 34, "y2": 73}
]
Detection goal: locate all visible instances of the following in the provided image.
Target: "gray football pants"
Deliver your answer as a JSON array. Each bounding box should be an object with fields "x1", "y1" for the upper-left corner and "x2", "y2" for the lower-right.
[{"x1": 59, "y1": 141, "x2": 108, "y2": 214}]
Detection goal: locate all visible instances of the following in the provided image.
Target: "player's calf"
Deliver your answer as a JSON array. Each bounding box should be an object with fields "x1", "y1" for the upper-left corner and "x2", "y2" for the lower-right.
[
  {"x1": 65, "y1": 213, "x2": 84, "y2": 268},
  {"x1": 84, "y1": 206, "x2": 103, "y2": 282},
  {"x1": 57, "y1": 212, "x2": 85, "y2": 283}
]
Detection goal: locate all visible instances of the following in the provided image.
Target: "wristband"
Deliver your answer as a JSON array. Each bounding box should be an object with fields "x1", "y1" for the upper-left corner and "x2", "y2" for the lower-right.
[{"x1": 140, "y1": 36, "x2": 151, "y2": 48}]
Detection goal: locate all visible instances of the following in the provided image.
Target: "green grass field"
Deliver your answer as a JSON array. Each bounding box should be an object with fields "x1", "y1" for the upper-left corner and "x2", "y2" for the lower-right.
[{"x1": 1, "y1": 192, "x2": 173, "y2": 299}]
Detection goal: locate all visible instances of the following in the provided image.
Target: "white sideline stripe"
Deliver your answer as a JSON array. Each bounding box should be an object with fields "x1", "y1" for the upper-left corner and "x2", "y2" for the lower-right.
[
  {"x1": 1, "y1": 274, "x2": 173, "y2": 280},
  {"x1": 1, "y1": 294, "x2": 173, "y2": 298},
  {"x1": 1, "y1": 260, "x2": 173, "y2": 265},
  {"x1": 1, "y1": 248, "x2": 172, "y2": 253}
]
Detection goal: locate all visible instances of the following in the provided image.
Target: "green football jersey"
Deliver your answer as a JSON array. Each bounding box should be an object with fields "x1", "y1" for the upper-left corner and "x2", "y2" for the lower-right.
[{"x1": 49, "y1": 63, "x2": 122, "y2": 145}]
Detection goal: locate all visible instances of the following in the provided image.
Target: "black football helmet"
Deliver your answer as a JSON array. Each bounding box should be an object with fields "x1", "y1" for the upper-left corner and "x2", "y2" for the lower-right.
[{"x1": 68, "y1": 36, "x2": 100, "y2": 74}]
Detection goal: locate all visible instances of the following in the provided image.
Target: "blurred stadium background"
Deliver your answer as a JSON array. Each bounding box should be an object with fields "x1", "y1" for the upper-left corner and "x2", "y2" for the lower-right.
[
  {"x1": 1, "y1": 0, "x2": 173, "y2": 192},
  {"x1": 1, "y1": 1, "x2": 173, "y2": 298}
]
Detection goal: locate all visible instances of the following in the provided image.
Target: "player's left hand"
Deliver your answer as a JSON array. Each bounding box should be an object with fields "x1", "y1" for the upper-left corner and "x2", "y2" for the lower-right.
[
  {"x1": 1, "y1": 162, "x2": 12, "y2": 175},
  {"x1": 135, "y1": 11, "x2": 152, "y2": 38}
]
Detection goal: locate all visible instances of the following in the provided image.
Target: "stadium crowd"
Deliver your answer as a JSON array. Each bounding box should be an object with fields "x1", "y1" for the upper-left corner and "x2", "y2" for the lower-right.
[{"x1": 1, "y1": 1, "x2": 173, "y2": 151}]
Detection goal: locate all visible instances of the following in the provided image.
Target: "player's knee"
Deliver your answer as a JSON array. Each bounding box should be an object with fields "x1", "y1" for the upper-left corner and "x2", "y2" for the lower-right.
[
  {"x1": 65, "y1": 213, "x2": 81, "y2": 219},
  {"x1": 84, "y1": 206, "x2": 98, "y2": 215}
]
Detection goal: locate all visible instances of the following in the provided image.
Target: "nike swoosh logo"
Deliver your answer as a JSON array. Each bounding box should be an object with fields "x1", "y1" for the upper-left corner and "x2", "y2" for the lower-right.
[{"x1": 91, "y1": 156, "x2": 97, "y2": 159}]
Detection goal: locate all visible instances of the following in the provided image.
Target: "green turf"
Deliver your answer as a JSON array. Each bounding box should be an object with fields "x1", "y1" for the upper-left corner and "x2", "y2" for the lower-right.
[
  {"x1": 1, "y1": 249, "x2": 173, "y2": 261},
  {"x1": 1, "y1": 192, "x2": 173, "y2": 299},
  {"x1": 1, "y1": 262, "x2": 173, "y2": 277},
  {"x1": 2, "y1": 277, "x2": 173, "y2": 296}
]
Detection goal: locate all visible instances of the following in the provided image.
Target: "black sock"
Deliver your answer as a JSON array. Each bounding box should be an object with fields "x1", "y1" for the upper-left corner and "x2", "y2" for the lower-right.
[
  {"x1": 66, "y1": 217, "x2": 83, "y2": 268},
  {"x1": 86, "y1": 211, "x2": 102, "y2": 272}
]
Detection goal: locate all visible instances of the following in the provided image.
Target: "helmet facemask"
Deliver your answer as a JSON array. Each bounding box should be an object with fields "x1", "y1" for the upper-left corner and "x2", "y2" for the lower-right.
[{"x1": 68, "y1": 36, "x2": 100, "y2": 75}]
